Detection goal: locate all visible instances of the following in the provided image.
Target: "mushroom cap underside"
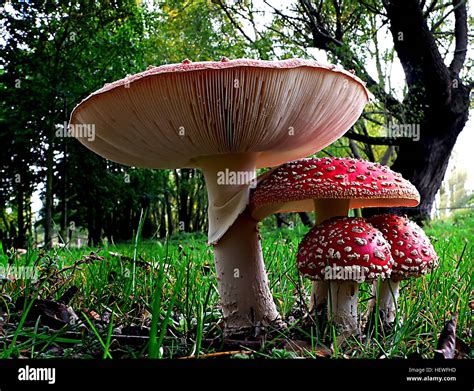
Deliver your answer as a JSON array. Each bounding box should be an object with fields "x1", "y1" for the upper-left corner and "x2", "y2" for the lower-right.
[{"x1": 69, "y1": 58, "x2": 368, "y2": 169}]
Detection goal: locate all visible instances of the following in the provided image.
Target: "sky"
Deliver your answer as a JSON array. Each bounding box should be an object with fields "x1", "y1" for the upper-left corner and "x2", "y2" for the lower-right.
[{"x1": 451, "y1": 116, "x2": 474, "y2": 191}]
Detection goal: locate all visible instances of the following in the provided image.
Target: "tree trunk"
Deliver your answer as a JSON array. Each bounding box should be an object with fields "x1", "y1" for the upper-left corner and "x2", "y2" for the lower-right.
[
  {"x1": 187, "y1": 171, "x2": 195, "y2": 232},
  {"x1": 390, "y1": 129, "x2": 462, "y2": 221},
  {"x1": 26, "y1": 194, "x2": 32, "y2": 240},
  {"x1": 164, "y1": 191, "x2": 173, "y2": 236},
  {"x1": 175, "y1": 169, "x2": 188, "y2": 232},
  {"x1": 363, "y1": 93, "x2": 470, "y2": 222},
  {"x1": 15, "y1": 180, "x2": 25, "y2": 248},
  {"x1": 298, "y1": 211, "x2": 312, "y2": 227},
  {"x1": 275, "y1": 213, "x2": 286, "y2": 228},
  {"x1": 60, "y1": 142, "x2": 68, "y2": 243},
  {"x1": 379, "y1": 0, "x2": 471, "y2": 221},
  {"x1": 87, "y1": 205, "x2": 94, "y2": 247},
  {"x1": 193, "y1": 203, "x2": 200, "y2": 233},
  {"x1": 44, "y1": 128, "x2": 54, "y2": 249},
  {"x1": 159, "y1": 202, "x2": 167, "y2": 238}
]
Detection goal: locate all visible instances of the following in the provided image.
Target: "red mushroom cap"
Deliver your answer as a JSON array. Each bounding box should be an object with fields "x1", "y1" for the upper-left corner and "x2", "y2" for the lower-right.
[
  {"x1": 251, "y1": 157, "x2": 420, "y2": 221},
  {"x1": 367, "y1": 214, "x2": 438, "y2": 281},
  {"x1": 296, "y1": 217, "x2": 393, "y2": 282}
]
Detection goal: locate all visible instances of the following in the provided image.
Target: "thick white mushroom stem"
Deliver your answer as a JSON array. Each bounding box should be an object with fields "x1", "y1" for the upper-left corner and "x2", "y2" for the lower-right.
[
  {"x1": 198, "y1": 153, "x2": 282, "y2": 337},
  {"x1": 199, "y1": 154, "x2": 257, "y2": 245},
  {"x1": 327, "y1": 280, "x2": 360, "y2": 335},
  {"x1": 310, "y1": 199, "x2": 350, "y2": 315},
  {"x1": 213, "y1": 209, "x2": 283, "y2": 337},
  {"x1": 368, "y1": 279, "x2": 400, "y2": 326}
]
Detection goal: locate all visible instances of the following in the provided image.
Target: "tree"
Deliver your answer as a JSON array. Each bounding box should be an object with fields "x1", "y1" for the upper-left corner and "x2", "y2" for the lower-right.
[
  {"x1": 217, "y1": 0, "x2": 472, "y2": 221},
  {"x1": 2, "y1": 0, "x2": 257, "y2": 246},
  {"x1": 2, "y1": 1, "x2": 149, "y2": 246}
]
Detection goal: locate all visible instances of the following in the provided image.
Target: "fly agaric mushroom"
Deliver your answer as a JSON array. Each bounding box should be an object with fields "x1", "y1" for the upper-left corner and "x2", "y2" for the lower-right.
[
  {"x1": 297, "y1": 217, "x2": 393, "y2": 334},
  {"x1": 366, "y1": 214, "x2": 438, "y2": 327},
  {"x1": 251, "y1": 157, "x2": 419, "y2": 320},
  {"x1": 69, "y1": 58, "x2": 368, "y2": 337}
]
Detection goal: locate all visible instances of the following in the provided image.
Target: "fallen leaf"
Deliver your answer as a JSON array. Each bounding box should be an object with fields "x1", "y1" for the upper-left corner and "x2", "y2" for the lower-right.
[
  {"x1": 16, "y1": 296, "x2": 78, "y2": 329},
  {"x1": 434, "y1": 312, "x2": 457, "y2": 359},
  {"x1": 454, "y1": 337, "x2": 471, "y2": 359}
]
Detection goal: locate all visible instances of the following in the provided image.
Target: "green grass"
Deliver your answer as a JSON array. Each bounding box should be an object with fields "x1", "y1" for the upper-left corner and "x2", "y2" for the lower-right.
[{"x1": 0, "y1": 210, "x2": 472, "y2": 359}]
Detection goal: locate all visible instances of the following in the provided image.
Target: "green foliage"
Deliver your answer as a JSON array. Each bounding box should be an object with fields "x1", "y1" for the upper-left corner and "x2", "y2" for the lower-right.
[
  {"x1": 143, "y1": 0, "x2": 252, "y2": 64},
  {"x1": 0, "y1": 211, "x2": 471, "y2": 358},
  {"x1": 1, "y1": 0, "x2": 266, "y2": 245},
  {"x1": 1, "y1": 1, "x2": 149, "y2": 244}
]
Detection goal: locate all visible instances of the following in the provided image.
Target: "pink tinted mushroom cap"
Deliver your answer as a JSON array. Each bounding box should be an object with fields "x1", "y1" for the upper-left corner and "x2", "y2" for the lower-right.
[
  {"x1": 296, "y1": 217, "x2": 393, "y2": 282},
  {"x1": 69, "y1": 59, "x2": 369, "y2": 244},
  {"x1": 251, "y1": 157, "x2": 420, "y2": 220},
  {"x1": 367, "y1": 214, "x2": 438, "y2": 281},
  {"x1": 70, "y1": 59, "x2": 368, "y2": 170}
]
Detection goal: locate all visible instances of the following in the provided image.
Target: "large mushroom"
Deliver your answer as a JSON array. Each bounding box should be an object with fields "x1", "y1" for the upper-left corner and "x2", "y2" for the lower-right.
[
  {"x1": 296, "y1": 217, "x2": 393, "y2": 334},
  {"x1": 251, "y1": 157, "x2": 419, "y2": 320},
  {"x1": 69, "y1": 58, "x2": 368, "y2": 337},
  {"x1": 366, "y1": 214, "x2": 438, "y2": 328}
]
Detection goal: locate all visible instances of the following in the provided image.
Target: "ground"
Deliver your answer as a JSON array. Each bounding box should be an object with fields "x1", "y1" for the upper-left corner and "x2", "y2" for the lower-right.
[{"x1": 0, "y1": 210, "x2": 472, "y2": 359}]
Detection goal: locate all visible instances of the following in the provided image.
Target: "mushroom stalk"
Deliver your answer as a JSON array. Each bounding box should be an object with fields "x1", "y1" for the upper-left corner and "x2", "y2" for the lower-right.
[
  {"x1": 365, "y1": 214, "x2": 438, "y2": 332},
  {"x1": 327, "y1": 280, "x2": 360, "y2": 334},
  {"x1": 368, "y1": 279, "x2": 400, "y2": 327},
  {"x1": 213, "y1": 209, "x2": 282, "y2": 337},
  {"x1": 310, "y1": 199, "x2": 350, "y2": 316},
  {"x1": 199, "y1": 153, "x2": 282, "y2": 337}
]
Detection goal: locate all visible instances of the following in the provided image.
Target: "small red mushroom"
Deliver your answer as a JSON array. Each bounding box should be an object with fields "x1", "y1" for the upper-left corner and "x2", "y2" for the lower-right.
[
  {"x1": 297, "y1": 217, "x2": 393, "y2": 334},
  {"x1": 251, "y1": 157, "x2": 419, "y2": 321},
  {"x1": 366, "y1": 214, "x2": 438, "y2": 327},
  {"x1": 251, "y1": 157, "x2": 420, "y2": 221}
]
